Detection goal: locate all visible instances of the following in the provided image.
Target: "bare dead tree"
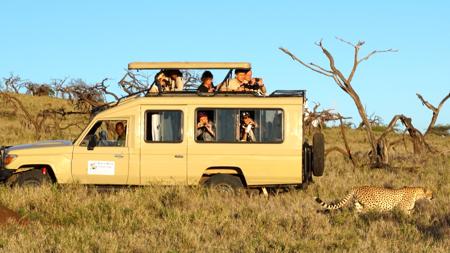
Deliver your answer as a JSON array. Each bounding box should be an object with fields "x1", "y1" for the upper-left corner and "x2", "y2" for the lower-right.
[
  {"x1": 304, "y1": 102, "x2": 348, "y2": 133},
  {"x1": 64, "y1": 79, "x2": 105, "y2": 112},
  {"x1": 2, "y1": 74, "x2": 26, "y2": 93},
  {"x1": 357, "y1": 113, "x2": 384, "y2": 129},
  {"x1": 416, "y1": 92, "x2": 450, "y2": 135},
  {"x1": 45, "y1": 108, "x2": 88, "y2": 137},
  {"x1": 0, "y1": 93, "x2": 56, "y2": 140},
  {"x1": 0, "y1": 92, "x2": 88, "y2": 140},
  {"x1": 118, "y1": 71, "x2": 151, "y2": 95},
  {"x1": 280, "y1": 38, "x2": 399, "y2": 167},
  {"x1": 324, "y1": 114, "x2": 357, "y2": 167},
  {"x1": 182, "y1": 70, "x2": 201, "y2": 89},
  {"x1": 374, "y1": 114, "x2": 432, "y2": 165},
  {"x1": 92, "y1": 78, "x2": 120, "y2": 101},
  {"x1": 50, "y1": 78, "x2": 68, "y2": 98}
]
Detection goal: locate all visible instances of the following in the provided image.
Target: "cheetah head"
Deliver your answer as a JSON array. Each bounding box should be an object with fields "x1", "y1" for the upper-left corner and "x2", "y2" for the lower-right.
[{"x1": 419, "y1": 188, "x2": 433, "y2": 201}]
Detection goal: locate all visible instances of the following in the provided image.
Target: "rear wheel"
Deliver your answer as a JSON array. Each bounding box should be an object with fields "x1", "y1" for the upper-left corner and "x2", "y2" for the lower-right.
[
  {"x1": 204, "y1": 174, "x2": 244, "y2": 194},
  {"x1": 312, "y1": 133, "x2": 325, "y2": 176},
  {"x1": 17, "y1": 169, "x2": 50, "y2": 187}
]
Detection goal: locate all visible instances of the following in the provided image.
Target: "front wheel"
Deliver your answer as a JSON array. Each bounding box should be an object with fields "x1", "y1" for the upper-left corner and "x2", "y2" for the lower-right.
[
  {"x1": 204, "y1": 174, "x2": 244, "y2": 194},
  {"x1": 16, "y1": 169, "x2": 51, "y2": 187}
]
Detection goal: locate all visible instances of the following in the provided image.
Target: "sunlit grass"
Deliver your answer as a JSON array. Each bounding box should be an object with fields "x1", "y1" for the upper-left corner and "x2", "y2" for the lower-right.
[{"x1": 0, "y1": 94, "x2": 449, "y2": 252}]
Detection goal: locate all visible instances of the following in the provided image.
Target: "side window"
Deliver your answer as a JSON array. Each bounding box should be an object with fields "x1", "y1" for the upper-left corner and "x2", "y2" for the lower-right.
[
  {"x1": 195, "y1": 109, "x2": 238, "y2": 142},
  {"x1": 145, "y1": 111, "x2": 183, "y2": 142},
  {"x1": 195, "y1": 109, "x2": 283, "y2": 143},
  {"x1": 258, "y1": 109, "x2": 283, "y2": 142},
  {"x1": 196, "y1": 110, "x2": 216, "y2": 142},
  {"x1": 80, "y1": 120, "x2": 128, "y2": 147},
  {"x1": 216, "y1": 109, "x2": 239, "y2": 142}
]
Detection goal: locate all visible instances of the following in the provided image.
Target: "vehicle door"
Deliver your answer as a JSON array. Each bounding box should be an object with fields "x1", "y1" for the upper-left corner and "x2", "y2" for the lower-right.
[
  {"x1": 140, "y1": 107, "x2": 187, "y2": 184},
  {"x1": 72, "y1": 119, "x2": 130, "y2": 184}
]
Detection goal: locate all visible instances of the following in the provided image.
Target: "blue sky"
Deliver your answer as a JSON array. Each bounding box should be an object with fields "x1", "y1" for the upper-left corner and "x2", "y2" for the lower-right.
[{"x1": 1, "y1": 1, "x2": 449, "y2": 130}]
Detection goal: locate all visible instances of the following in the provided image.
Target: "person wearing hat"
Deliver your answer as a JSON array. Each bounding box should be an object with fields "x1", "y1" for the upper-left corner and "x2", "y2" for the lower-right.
[
  {"x1": 196, "y1": 112, "x2": 216, "y2": 141},
  {"x1": 240, "y1": 112, "x2": 258, "y2": 142},
  {"x1": 218, "y1": 68, "x2": 248, "y2": 92},
  {"x1": 197, "y1": 71, "x2": 215, "y2": 93}
]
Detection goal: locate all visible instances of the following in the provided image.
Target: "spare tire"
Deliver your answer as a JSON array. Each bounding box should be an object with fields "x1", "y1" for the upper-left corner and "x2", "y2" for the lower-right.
[{"x1": 312, "y1": 133, "x2": 325, "y2": 176}]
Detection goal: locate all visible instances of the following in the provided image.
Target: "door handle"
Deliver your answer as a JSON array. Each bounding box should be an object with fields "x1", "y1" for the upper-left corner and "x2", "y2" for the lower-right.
[
  {"x1": 114, "y1": 154, "x2": 124, "y2": 158},
  {"x1": 174, "y1": 154, "x2": 184, "y2": 158}
]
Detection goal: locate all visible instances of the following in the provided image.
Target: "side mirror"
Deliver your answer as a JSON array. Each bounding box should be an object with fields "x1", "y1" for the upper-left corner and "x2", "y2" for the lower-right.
[{"x1": 87, "y1": 135, "x2": 97, "y2": 150}]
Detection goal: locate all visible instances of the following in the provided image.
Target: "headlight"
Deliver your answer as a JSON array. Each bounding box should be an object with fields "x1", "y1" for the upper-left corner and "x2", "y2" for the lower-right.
[{"x1": 4, "y1": 154, "x2": 18, "y2": 166}]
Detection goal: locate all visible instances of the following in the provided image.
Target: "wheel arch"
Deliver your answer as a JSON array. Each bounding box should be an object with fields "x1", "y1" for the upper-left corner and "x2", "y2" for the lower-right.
[
  {"x1": 17, "y1": 164, "x2": 57, "y2": 183},
  {"x1": 199, "y1": 166, "x2": 247, "y2": 187}
]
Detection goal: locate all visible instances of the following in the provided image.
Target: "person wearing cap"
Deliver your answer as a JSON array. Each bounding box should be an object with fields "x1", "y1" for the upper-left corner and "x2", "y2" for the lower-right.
[
  {"x1": 219, "y1": 68, "x2": 248, "y2": 92},
  {"x1": 242, "y1": 70, "x2": 267, "y2": 95},
  {"x1": 197, "y1": 71, "x2": 215, "y2": 93},
  {"x1": 196, "y1": 112, "x2": 216, "y2": 141},
  {"x1": 240, "y1": 112, "x2": 258, "y2": 142}
]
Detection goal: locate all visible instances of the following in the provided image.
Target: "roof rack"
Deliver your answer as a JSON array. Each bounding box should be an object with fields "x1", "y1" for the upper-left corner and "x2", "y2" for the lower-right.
[
  {"x1": 146, "y1": 90, "x2": 265, "y2": 97},
  {"x1": 269, "y1": 90, "x2": 305, "y2": 97},
  {"x1": 128, "y1": 62, "x2": 251, "y2": 70}
]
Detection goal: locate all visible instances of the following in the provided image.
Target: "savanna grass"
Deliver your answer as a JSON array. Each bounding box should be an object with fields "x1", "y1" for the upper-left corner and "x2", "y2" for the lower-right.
[{"x1": 0, "y1": 94, "x2": 448, "y2": 252}]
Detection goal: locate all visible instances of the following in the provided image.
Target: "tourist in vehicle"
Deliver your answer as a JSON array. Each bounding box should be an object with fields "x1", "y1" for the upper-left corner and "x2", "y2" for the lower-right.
[
  {"x1": 240, "y1": 112, "x2": 258, "y2": 142},
  {"x1": 164, "y1": 69, "x2": 184, "y2": 91},
  {"x1": 148, "y1": 71, "x2": 167, "y2": 93},
  {"x1": 196, "y1": 112, "x2": 216, "y2": 141},
  {"x1": 243, "y1": 70, "x2": 267, "y2": 95},
  {"x1": 218, "y1": 68, "x2": 248, "y2": 92},
  {"x1": 115, "y1": 122, "x2": 126, "y2": 146},
  {"x1": 149, "y1": 69, "x2": 184, "y2": 93},
  {"x1": 197, "y1": 71, "x2": 215, "y2": 93}
]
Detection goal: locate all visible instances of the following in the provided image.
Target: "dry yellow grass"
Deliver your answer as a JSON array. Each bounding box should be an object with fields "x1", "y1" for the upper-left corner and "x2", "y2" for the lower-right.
[
  {"x1": 0, "y1": 93, "x2": 89, "y2": 145},
  {"x1": 0, "y1": 94, "x2": 448, "y2": 252}
]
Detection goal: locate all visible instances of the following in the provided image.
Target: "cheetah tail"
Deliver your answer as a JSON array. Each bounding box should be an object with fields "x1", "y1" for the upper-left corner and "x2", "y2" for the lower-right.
[{"x1": 314, "y1": 191, "x2": 354, "y2": 210}]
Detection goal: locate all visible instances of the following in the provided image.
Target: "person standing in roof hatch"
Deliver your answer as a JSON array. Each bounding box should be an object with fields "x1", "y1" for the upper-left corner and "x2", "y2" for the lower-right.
[
  {"x1": 197, "y1": 71, "x2": 215, "y2": 93},
  {"x1": 219, "y1": 68, "x2": 248, "y2": 92}
]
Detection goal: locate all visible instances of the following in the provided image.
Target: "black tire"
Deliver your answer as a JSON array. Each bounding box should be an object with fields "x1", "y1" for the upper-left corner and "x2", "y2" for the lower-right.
[
  {"x1": 17, "y1": 169, "x2": 50, "y2": 187},
  {"x1": 204, "y1": 174, "x2": 244, "y2": 194},
  {"x1": 312, "y1": 133, "x2": 325, "y2": 176},
  {"x1": 302, "y1": 143, "x2": 313, "y2": 186}
]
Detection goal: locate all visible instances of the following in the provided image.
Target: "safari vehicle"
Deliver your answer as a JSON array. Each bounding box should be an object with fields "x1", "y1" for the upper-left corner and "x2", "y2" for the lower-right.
[{"x1": 0, "y1": 62, "x2": 325, "y2": 192}]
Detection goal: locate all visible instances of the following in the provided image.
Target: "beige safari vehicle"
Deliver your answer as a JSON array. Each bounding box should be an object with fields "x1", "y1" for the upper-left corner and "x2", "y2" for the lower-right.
[{"x1": 0, "y1": 62, "x2": 325, "y2": 192}]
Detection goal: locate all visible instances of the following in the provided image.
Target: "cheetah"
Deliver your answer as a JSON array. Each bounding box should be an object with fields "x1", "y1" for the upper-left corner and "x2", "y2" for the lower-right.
[{"x1": 315, "y1": 186, "x2": 433, "y2": 214}]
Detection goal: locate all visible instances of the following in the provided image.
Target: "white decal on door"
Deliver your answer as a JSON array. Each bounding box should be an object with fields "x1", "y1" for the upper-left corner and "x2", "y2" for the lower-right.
[{"x1": 87, "y1": 161, "x2": 115, "y2": 175}]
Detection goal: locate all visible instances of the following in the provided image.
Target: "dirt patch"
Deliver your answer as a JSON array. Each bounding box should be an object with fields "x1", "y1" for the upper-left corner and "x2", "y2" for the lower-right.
[{"x1": 0, "y1": 204, "x2": 28, "y2": 226}]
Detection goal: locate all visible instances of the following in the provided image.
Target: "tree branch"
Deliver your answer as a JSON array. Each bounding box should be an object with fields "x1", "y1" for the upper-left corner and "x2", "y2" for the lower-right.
[
  {"x1": 416, "y1": 93, "x2": 437, "y2": 112},
  {"x1": 417, "y1": 92, "x2": 450, "y2": 135},
  {"x1": 279, "y1": 47, "x2": 334, "y2": 77},
  {"x1": 358, "y1": 49, "x2": 398, "y2": 64}
]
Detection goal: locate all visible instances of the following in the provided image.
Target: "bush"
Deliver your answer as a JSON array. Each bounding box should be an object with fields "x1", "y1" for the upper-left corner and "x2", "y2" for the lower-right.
[{"x1": 429, "y1": 124, "x2": 450, "y2": 136}]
